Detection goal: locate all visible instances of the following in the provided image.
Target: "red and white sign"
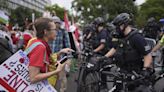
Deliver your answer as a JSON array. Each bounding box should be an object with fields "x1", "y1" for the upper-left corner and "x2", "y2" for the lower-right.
[{"x1": 0, "y1": 50, "x2": 57, "y2": 92}]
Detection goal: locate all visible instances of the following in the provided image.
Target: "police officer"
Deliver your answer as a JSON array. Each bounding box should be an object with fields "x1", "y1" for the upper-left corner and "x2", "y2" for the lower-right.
[
  {"x1": 0, "y1": 24, "x2": 13, "y2": 64},
  {"x1": 143, "y1": 17, "x2": 161, "y2": 40},
  {"x1": 88, "y1": 18, "x2": 113, "y2": 90},
  {"x1": 104, "y1": 13, "x2": 153, "y2": 76},
  {"x1": 92, "y1": 17, "x2": 111, "y2": 55}
]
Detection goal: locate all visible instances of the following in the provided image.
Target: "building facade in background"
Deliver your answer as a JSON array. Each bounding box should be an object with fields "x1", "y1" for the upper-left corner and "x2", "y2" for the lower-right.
[{"x1": 2, "y1": 0, "x2": 51, "y2": 13}]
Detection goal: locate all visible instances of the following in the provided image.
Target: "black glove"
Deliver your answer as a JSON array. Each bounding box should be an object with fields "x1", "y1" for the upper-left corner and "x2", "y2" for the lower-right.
[
  {"x1": 92, "y1": 51, "x2": 98, "y2": 56},
  {"x1": 97, "y1": 56, "x2": 109, "y2": 61},
  {"x1": 141, "y1": 68, "x2": 154, "y2": 78}
]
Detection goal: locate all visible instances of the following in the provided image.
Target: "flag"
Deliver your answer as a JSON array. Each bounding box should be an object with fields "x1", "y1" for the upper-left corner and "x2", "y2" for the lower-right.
[{"x1": 64, "y1": 10, "x2": 70, "y2": 32}]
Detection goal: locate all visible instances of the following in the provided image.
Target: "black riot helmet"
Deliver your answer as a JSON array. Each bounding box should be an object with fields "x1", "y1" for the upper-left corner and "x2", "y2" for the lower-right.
[
  {"x1": 83, "y1": 24, "x2": 96, "y2": 34},
  {"x1": 83, "y1": 24, "x2": 96, "y2": 40},
  {"x1": 147, "y1": 17, "x2": 155, "y2": 23},
  {"x1": 93, "y1": 17, "x2": 105, "y2": 26},
  {"x1": 112, "y1": 13, "x2": 131, "y2": 26},
  {"x1": 111, "y1": 13, "x2": 131, "y2": 38}
]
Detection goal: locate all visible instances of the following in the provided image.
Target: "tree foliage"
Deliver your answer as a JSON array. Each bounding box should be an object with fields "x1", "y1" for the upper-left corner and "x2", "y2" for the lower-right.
[
  {"x1": 45, "y1": 4, "x2": 65, "y2": 20},
  {"x1": 10, "y1": 6, "x2": 41, "y2": 27},
  {"x1": 0, "y1": 0, "x2": 8, "y2": 10},
  {"x1": 72, "y1": 0, "x2": 137, "y2": 23},
  {"x1": 136, "y1": 0, "x2": 164, "y2": 27}
]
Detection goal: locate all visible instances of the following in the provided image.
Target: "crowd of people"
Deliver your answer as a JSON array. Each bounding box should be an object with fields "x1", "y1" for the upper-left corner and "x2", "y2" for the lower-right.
[
  {"x1": 0, "y1": 12, "x2": 81, "y2": 92},
  {"x1": 0, "y1": 11, "x2": 164, "y2": 92}
]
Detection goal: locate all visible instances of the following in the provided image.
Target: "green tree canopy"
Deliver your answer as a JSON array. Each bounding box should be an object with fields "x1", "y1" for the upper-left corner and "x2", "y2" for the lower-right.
[
  {"x1": 0, "y1": 0, "x2": 8, "y2": 10},
  {"x1": 72, "y1": 0, "x2": 137, "y2": 23},
  {"x1": 45, "y1": 4, "x2": 65, "y2": 20},
  {"x1": 10, "y1": 6, "x2": 41, "y2": 27},
  {"x1": 136, "y1": 0, "x2": 164, "y2": 27}
]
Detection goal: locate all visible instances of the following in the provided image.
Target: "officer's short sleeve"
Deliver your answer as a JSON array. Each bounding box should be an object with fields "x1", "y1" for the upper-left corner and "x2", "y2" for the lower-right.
[
  {"x1": 99, "y1": 30, "x2": 107, "y2": 44},
  {"x1": 131, "y1": 34, "x2": 151, "y2": 56}
]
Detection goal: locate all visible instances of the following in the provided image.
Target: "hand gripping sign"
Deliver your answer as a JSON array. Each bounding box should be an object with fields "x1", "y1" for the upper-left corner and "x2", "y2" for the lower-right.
[{"x1": 0, "y1": 42, "x2": 57, "y2": 92}]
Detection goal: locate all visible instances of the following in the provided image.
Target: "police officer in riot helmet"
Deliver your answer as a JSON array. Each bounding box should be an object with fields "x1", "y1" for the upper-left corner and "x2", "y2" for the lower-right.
[
  {"x1": 88, "y1": 17, "x2": 113, "y2": 89},
  {"x1": 82, "y1": 24, "x2": 97, "y2": 54},
  {"x1": 92, "y1": 17, "x2": 111, "y2": 55},
  {"x1": 83, "y1": 24, "x2": 96, "y2": 41},
  {"x1": 143, "y1": 17, "x2": 161, "y2": 40},
  {"x1": 104, "y1": 13, "x2": 153, "y2": 77}
]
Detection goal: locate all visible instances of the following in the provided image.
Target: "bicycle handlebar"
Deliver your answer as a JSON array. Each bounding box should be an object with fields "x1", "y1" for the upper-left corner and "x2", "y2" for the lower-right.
[{"x1": 101, "y1": 70, "x2": 145, "y2": 81}]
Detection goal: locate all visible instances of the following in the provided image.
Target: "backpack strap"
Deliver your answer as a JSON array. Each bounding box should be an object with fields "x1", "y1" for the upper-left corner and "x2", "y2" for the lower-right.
[
  {"x1": 24, "y1": 42, "x2": 49, "y2": 72},
  {"x1": 24, "y1": 42, "x2": 44, "y2": 55}
]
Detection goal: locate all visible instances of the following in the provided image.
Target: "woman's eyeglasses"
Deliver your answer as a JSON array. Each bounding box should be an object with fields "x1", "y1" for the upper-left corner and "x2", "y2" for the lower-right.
[{"x1": 49, "y1": 29, "x2": 57, "y2": 32}]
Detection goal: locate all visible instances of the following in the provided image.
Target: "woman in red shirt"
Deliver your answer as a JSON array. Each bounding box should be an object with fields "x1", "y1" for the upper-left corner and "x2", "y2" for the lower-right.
[{"x1": 28, "y1": 18, "x2": 73, "y2": 84}]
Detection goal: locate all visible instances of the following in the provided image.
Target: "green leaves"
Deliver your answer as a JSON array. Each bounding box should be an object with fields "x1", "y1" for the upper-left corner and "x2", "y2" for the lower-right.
[
  {"x1": 45, "y1": 4, "x2": 65, "y2": 20},
  {"x1": 72, "y1": 0, "x2": 137, "y2": 23},
  {"x1": 136, "y1": 0, "x2": 164, "y2": 27},
  {"x1": 10, "y1": 6, "x2": 41, "y2": 27},
  {"x1": 0, "y1": 0, "x2": 8, "y2": 9}
]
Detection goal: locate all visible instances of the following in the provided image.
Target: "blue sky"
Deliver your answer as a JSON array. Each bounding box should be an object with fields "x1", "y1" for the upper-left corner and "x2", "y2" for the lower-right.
[{"x1": 50, "y1": 0, "x2": 145, "y2": 10}]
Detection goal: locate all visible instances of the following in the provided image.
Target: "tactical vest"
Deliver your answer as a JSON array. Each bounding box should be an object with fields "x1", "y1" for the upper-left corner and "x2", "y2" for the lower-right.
[{"x1": 114, "y1": 30, "x2": 143, "y2": 69}]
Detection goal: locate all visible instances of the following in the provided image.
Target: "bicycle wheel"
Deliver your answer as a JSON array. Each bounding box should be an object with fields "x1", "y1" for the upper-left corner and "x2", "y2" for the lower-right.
[
  {"x1": 84, "y1": 71, "x2": 100, "y2": 92},
  {"x1": 154, "y1": 77, "x2": 164, "y2": 92},
  {"x1": 76, "y1": 66, "x2": 87, "y2": 92}
]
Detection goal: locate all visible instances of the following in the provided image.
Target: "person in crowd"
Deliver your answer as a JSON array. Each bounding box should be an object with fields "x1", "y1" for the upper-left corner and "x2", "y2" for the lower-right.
[
  {"x1": 103, "y1": 13, "x2": 153, "y2": 91},
  {"x1": 152, "y1": 19, "x2": 164, "y2": 73},
  {"x1": 92, "y1": 17, "x2": 111, "y2": 55},
  {"x1": 0, "y1": 24, "x2": 13, "y2": 64},
  {"x1": 105, "y1": 13, "x2": 152, "y2": 71},
  {"x1": 158, "y1": 18, "x2": 164, "y2": 39},
  {"x1": 89, "y1": 17, "x2": 113, "y2": 90},
  {"x1": 18, "y1": 23, "x2": 34, "y2": 50},
  {"x1": 152, "y1": 35, "x2": 164, "y2": 56},
  {"x1": 152, "y1": 34, "x2": 164, "y2": 52},
  {"x1": 48, "y1": 16, "x2": 71, "y2": 92},
  {"x1": 143, "y1": 17, "x2": 161, "y2": 40},
  {"x1": 27, "y1": 17, "x2": 74, "y2": 84},
  {"x1": 10, "y1": 26, "x2": 23, "y2": 52}
]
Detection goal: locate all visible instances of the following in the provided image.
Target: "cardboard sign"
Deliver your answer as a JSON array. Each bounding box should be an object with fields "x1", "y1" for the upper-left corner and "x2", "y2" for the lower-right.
[{"x1": 0, "y1": 50, "x2": 57, "y2": 92}]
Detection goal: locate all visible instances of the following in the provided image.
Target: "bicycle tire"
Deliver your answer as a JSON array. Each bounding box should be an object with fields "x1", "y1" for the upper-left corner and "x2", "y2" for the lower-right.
[
  {"x1": 84, "y1": 71, "x2": 100, "y2": 92},
  {"x1": 76, "y1": 66, "x2": 87, "y2": 92},
  {"x1": 154, "y1": 77, "x2": 164, "y2": 92}
]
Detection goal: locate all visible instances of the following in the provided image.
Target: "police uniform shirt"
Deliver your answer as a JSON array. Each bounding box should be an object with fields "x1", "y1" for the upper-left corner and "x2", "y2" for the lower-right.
[
  {"x1": 113, "y1": 30, "x2": 151, "y2": 71},
  {"x1": 98, "y1": 29, "x2": 107, "y2": 44},
  {"x1": 127, "y1": 32, "x2": 151, "y2": 56},
  {"x1": 93, "y1": 29, "x2": 109, "y2": 55}
]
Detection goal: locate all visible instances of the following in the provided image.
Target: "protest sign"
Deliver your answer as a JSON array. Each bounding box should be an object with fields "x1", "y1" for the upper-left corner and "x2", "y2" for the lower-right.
[{"x1": 0, "y1": 50, "x2": 57, "y2": 92}]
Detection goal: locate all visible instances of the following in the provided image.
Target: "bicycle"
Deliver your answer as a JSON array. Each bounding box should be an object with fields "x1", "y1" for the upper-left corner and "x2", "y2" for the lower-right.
[
  {"x1": 76, "y1": 35, "x2": 164, "y2": 92},
  {"x1": 76, "y1": 55, "x2": 115, "y2": 92},
  {"x1": 76, "y1": 54, "x2": 164, "y2": 92}
]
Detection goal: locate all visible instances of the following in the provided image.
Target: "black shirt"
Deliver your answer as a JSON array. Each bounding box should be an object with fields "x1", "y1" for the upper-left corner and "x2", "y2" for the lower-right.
[
  {"x1": 114, "y1": 30, "x2": 151, "y2": 56},
  {"x1": 93, "y1": 29, "x2": 111, "y2": 55},
  {"x1": 114, "y1": 30, "x2": 151, "y2": 71},
  {"x1": 127, "y1": 31, "x2": 151, "y2": 56}
]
